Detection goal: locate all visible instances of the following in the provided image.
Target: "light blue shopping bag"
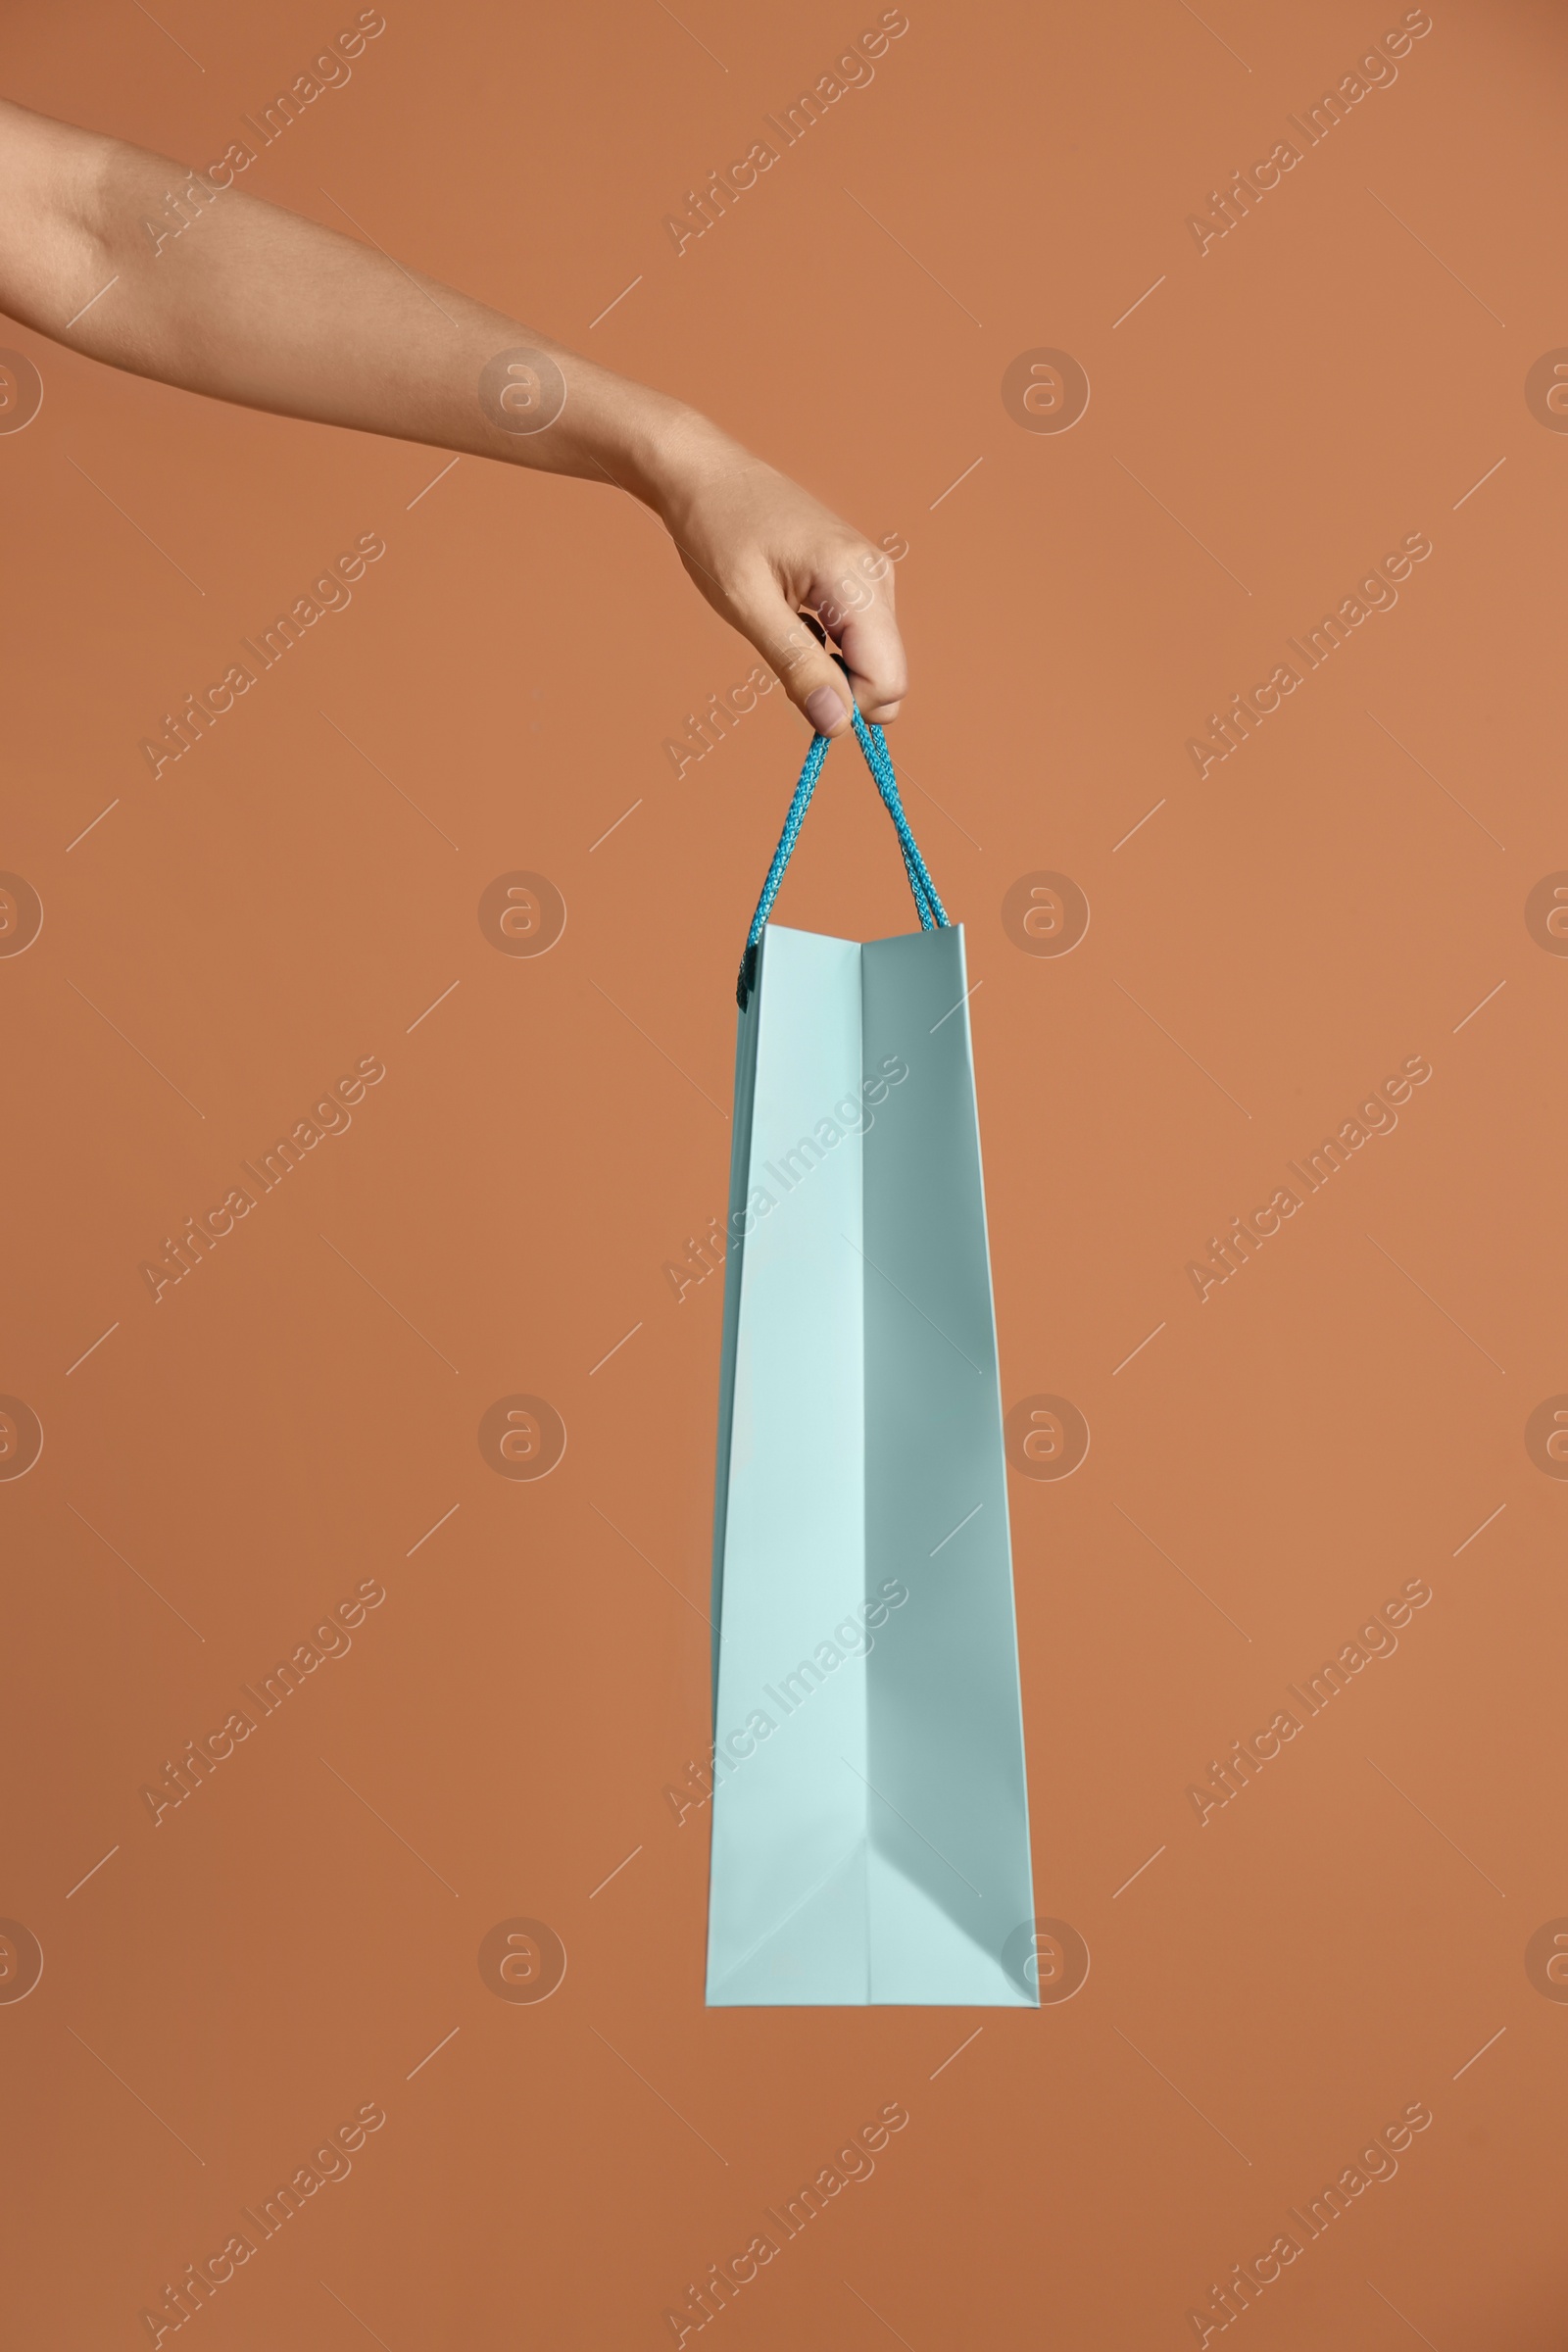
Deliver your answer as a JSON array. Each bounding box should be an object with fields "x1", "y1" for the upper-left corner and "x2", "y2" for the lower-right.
[{"x1": 705, "y1": 708, "x2": 1036, "y2": 2006}]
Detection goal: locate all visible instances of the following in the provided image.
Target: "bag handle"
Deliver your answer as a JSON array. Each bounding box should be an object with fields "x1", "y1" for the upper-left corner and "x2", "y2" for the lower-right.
[{"x1": 736, "y1": 695, "x2": 949, "y2": 1007}]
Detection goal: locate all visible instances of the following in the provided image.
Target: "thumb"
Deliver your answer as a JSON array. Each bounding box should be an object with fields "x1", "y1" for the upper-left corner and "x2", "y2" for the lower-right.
[{"x1": 724, "y1": 578, "x2": 854, "y2": 738}]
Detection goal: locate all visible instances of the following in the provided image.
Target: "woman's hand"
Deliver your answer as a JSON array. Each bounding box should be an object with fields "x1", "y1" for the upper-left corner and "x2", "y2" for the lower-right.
[{"x1": 642, "y1": 420, "x2": 907, "y2": 740}]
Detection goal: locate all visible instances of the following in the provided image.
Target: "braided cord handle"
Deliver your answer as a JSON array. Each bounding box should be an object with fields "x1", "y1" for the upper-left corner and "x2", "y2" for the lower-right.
[{"x1": 736, "y1": 704, "x2": 949, "y2": 1007}]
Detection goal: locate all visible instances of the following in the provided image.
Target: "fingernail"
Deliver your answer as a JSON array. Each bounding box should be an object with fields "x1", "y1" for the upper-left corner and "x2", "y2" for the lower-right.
[{"x1": 805, "y1": 685, "x2": 846, "y2": 734}]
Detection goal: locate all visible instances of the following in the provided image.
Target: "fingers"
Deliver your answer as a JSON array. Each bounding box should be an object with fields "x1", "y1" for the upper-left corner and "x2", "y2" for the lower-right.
[
  {"x1": 718, "y1": 567, "x2": 857, "y2": 737},
  {"x1": 671, "y1": 479, "x2": 907, "y2": 736},
  {"x1": 826, "y1": 592, "x2": 907, "y2": 727},
  {"x1": 722, "y1": 562, "x2": 906, "y2": 737},
  {"x1": 805, "y1": 543, "x2": 906, "y2": 725}
]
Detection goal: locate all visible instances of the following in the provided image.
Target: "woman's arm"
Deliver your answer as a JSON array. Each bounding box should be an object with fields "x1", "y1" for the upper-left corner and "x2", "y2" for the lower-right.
[{"x1": 0, "y1": 96, "x2": 906, "y2": 735}]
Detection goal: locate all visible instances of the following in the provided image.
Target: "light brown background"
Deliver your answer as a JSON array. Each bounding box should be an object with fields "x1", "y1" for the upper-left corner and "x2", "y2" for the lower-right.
[{"x1": 3, "y1": 0, "x2": 1566, "y2": 2343}]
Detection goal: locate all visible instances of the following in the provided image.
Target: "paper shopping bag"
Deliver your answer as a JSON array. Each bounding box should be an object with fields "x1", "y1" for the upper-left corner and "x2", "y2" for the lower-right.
[{"x1": 705, "y1": 711, "x2": 1035, "y2": 2007}]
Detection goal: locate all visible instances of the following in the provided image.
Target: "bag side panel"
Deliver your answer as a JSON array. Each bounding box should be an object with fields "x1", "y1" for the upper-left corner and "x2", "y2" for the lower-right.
[
  {"x1": 706, "y1": 926, "x2": 872, "y2": 2005},
  {"x1": 860, "y1": 924, "x2": 1037, "y2": 2004},
  {"x1": 710, "y1": 951, "x2": 764, "y2": 1699}
]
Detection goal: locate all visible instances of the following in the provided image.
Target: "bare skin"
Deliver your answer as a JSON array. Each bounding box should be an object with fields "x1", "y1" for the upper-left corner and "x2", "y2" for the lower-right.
[{"x1": 0, "y1": 96, "x2": 906, "y2": 736}]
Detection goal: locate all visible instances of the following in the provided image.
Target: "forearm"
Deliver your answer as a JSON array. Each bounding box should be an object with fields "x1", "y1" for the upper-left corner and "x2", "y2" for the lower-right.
[{"x1": 0, "y1": 96, "x2": 722, "y2": 506}]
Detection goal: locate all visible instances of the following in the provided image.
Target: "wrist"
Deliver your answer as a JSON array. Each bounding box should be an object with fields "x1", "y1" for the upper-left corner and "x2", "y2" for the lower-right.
[{"x1": 623, "y1": 400, "x2": 758, "y2": 523}]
